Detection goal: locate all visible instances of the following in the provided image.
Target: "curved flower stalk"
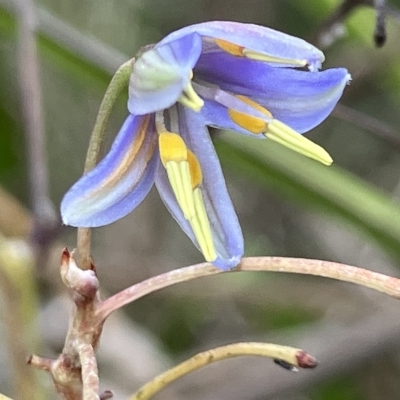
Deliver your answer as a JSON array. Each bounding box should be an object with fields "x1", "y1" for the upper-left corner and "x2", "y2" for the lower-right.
[{"x1": 61, "y1": 21, "x2": 351, "y2": 270}]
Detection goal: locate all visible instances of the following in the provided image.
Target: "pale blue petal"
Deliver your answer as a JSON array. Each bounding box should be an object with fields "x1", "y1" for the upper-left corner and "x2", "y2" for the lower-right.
[
  {"x1": 158, "y1": 21, "x2": 324, "y2": 70},
  {"x1": 128, "y1": 33, "x2": 202, "y2": 115},
  {"x1": 155, "y1": 106, "x2": 243, "y2": 270},
  {"x1": 196, "y1": 52, "x2": 350, "y2": 133},
  {"x1": 61, "y1": 114, "x2": 159, "y2": 227}
]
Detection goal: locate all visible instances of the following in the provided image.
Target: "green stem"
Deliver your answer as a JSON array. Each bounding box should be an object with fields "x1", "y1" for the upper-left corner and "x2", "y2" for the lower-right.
[
  {"x1": 75, "y1": 59, "x2": 133, "y2": 270},
  {"x1": 129, "y1": 342, "x2": 316, "y2": 400}
]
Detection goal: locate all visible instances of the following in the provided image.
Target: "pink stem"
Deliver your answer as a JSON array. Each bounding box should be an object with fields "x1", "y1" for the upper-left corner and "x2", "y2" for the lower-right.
[{"x1": 96, "y1": 256, "x2": 400, "y2": 321}]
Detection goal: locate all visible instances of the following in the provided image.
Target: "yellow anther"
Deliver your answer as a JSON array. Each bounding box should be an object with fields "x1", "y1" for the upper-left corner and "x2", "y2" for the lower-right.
[
  {"x1": 242, "y1": 49, "x2": 307, "y2": 67},
  {"x1": 159, "y1": 131, "x2": 216, "y2": 261},
  {"x1": 228, "y1": 95, "x2": 273, "y2": 135},
  {"x1": 159, "y1": 132, "x2": 194, "y2": 218},
  {"x1": 215, "y1": 39, "x2": 244, "y2": 56},
  {"x1": 178, "y1": 72, "x2": 204, "y2": 112},
  {"x1": 187, "y1": 150, "x2": 203, "y2": 188},
  {"x1": 215, "y1": 39, "x2": 308, "y2": 67},
  {"x1": 229, "y1": 111, "x2": 266, "y2": 134},
  {"x1": 266, "y1": 119, "x2": 333, "y2": 166},
  {"x1": 190, "y1": 188, "x2": 217, "y2": 262},
  {"x1": 159, "y1": 132, "x2": 187, "y2": 165}
]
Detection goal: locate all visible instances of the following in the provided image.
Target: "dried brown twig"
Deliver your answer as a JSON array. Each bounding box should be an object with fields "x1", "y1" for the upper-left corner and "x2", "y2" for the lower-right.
[{"x1": 28, "y1": 252, "x2": 400, "y2": 399}]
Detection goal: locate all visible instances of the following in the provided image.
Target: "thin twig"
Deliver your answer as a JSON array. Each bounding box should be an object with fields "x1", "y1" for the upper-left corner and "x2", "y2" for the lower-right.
[
  {"x1": 26, "y1": 355, "x2": 53, "y2": 372},
  {"x1": 96, "y1": 257, "x2": 400, "y2": 321},
  {"x1": 129, "y1": 343, "x2": 317, "y2": 400},
  {"x1": 0, "y1": 0, "x2": 126, "y2": 74},
  {"x1": 374, "y1": 0, "x2": 387, "y2": 46},
  {"x1": 312, "y1": 0, "x2": 391, "y2": 48},
  {"x1": 82, "y1": 60, "x2": 132, "y2": 174},
  {"x1": 78, "y1": 343, "x2": 100, "y2": 400},
  {"x1": 75, "y1": 59, "x2": 132, "y2": 270},
  {"x1": 332, "y1": 104, "x2": 400, "y2": 150},
  {"x1": 15, "y1": 0, "x2": 59, "y2": 254}
]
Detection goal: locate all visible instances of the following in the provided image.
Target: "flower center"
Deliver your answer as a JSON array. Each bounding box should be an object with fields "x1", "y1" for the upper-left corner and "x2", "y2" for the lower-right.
[{"x1": 228, "y1": 95, "x2": 332, "y2": 165}]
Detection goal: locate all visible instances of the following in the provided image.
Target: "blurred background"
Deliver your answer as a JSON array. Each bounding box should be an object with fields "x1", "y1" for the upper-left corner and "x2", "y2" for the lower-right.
[{"x1": 2, "y1": 0, "x2": 400, "y2": 399}]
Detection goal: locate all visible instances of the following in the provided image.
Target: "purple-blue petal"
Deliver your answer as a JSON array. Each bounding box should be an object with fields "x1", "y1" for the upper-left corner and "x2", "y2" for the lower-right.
[
  {"x1": 196, "y1": 52, "x2": 350, "y2": 133},
  {"x1": 155, "y1": 106, "x2": 243, "y2": 270},
  {"x1": 158, "y1": 21, "x2": 324, "y2": 71},
  {"x1": 128, "y1": 33, "x2": 203, "y2": 115},
  {"x1": 61, "y1": 114, "x2": 159, "y2": 227}
]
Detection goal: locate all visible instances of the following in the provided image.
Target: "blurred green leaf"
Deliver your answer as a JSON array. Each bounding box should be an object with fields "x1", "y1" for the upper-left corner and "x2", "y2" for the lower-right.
[
  {"x1": 238, "y1": 301, "x2": 320, "y2": 332},
  {"x1": 311, "y1": 375, "x2": 363, "y2": 400},
  {"x1": 216, "y1": 134, "x2": 400, "y2": 262}
]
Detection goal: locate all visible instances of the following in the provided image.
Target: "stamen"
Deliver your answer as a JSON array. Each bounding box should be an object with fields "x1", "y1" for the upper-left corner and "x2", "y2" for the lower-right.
[
  {"x1": 187, "y1": 150, "x2": 202, "y2": 188},
  {"x1": 242, "y1": 49, "x2": 307, "y2": 67},
  {"x1": 215, "y1": 38, "x2": 307, "y2": 67},
  {"x1": 159, "y1": 132, "x2": 187, "y2": 165},
  {"x1": 225, "y1": 96, "x2": 332, "y2": 165},
  {"x1": 159, "y1": 133, "x2": 194, "y2": 218},
  {"x1": 191, "y1": 188, "x2": 217, "y2": 262},
  {"x1": 215, "y1": 39, "x2": 244, "y2": 56},
  {"x1": 229, "y1": 111, "x2": 266, "y2": 134},
  {"x1": 265, "y1": 120, "x2": 333, "y2": 166},
  {"x1": 159, "y1": 131, "x2": 216, "y2": 261},
  {"x1": 178, "y1": 73, "x2": 204, "y2": 112},
  {"x1": 228, "y1": 95, "x2": 272, "y2": 134}
]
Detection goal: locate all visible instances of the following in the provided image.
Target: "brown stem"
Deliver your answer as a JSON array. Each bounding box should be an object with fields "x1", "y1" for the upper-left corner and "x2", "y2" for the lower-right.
[
  {"x1": 29, "y1": 250, "x2": 103, "y2": 399},
  {"x1": 97, "y1": 257, "x2": 400, "y2": 321},
  {"x1": 78, "y1": 343, "x2": 100, "y2": 400}
]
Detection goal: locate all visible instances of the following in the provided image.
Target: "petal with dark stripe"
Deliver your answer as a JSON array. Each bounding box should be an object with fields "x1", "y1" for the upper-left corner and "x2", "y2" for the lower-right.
[{"x1": 61, "y1": 114, "x2": 159, "y2": 227}]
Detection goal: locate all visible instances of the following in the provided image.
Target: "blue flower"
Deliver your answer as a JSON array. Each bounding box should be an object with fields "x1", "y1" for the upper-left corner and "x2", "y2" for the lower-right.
[{"x1": 61, "y1": 21, "x2": 350, "y2": 270}]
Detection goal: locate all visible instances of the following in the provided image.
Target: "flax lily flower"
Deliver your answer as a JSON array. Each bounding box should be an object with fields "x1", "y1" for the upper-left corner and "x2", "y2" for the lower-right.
[{"x1": 61, "y1": 21, "x2": 350, "y2": 270}]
